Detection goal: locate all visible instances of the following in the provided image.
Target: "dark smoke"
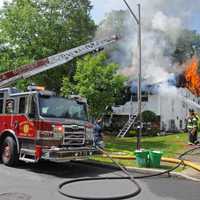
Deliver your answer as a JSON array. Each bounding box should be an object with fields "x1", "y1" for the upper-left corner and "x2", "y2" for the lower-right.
[{"x1": 175, "y1": 74, "x2": 186, "y2": 88}]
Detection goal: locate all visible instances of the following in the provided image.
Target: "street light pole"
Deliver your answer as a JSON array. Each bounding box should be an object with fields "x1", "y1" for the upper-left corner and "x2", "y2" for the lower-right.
[
  {"x1": 137, "y1": 4, "x2": 142, "y2": 150},
  {"x1": 123, "y1": 1, "x2": 142, "y2": 150}
]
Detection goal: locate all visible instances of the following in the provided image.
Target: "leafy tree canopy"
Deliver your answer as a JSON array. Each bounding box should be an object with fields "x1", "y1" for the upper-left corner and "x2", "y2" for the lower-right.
[
  {"x1": 142, "y1": 110, "x2": 157, "y2": 122},
  {"x1": 60, "y1": 76, "x2": 74, "y2": 97},
  {"x1": 0, "y1": 0, "x2": 96, "y2": 90},
  {"x1": 69, "y1": 52, "x2": 127, "y2": 117},
  {"x1": 173, "y1": 29, "x2": 200, "y2": 63}
]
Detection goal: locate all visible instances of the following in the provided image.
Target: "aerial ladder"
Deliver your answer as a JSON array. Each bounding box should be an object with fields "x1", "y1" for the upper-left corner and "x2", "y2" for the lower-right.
[{"x1": 0, "y1": 35, "x2": 118, "y2": 87}]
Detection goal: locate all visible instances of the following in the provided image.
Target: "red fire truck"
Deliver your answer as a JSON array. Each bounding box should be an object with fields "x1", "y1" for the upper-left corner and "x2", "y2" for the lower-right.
[{"x1": 0, "y1": 36, "x2": 118, "y2": 166}]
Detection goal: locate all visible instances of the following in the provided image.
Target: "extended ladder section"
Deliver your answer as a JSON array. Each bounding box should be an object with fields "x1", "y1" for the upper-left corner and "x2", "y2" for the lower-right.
[
  {"x1": 0, "y1": 35, "x2": 118, "y2": 87},
  {"x1": 117, "y1": 114, "x2": 137, "y2": 137}
]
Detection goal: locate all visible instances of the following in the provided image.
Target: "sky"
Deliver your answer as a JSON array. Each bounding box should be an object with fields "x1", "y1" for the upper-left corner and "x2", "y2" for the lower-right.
[
  {"x1": 90, "y1": 0, "x2": 127, "y2": 24},
  {"x1": 90, "y1": 0, "x2": 200, "y2": 32},
  {"x1": 0, "y1": 0, "x2": 199, "y2": 32}
]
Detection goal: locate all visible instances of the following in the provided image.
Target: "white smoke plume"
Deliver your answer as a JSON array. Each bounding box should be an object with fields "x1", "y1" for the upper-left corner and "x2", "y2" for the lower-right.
[{"x1": 95, "y1": 0, "x2": 200, "y2": 87}]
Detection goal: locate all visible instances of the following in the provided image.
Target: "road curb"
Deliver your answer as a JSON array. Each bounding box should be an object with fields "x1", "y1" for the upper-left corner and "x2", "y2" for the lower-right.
[
  {"x1": 125, "y1": 166, "x2": 200, "y2": 182},
  {"x1": 74, "y1": 159, "x2": 200, "y2": 182}
]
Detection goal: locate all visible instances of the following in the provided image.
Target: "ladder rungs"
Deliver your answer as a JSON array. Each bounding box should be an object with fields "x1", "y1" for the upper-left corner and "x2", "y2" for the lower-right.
[{"x1": 117, "y1": 115, "x2": 137, "y2": 137}]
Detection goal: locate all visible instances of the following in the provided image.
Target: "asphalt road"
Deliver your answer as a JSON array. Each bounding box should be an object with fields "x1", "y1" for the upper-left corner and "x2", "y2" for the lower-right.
[{"x1": 0, "y1": 161, "x2": 199, "y2": 200}]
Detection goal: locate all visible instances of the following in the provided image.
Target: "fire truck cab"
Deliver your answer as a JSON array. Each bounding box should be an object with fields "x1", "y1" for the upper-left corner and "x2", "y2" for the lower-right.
[{"x1": 0, "y1": 87, "x2": 96, "y2": 166}]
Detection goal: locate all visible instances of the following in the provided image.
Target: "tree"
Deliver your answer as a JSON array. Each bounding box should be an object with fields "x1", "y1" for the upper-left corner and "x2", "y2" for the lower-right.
[
  {"x1": 173, "y1": 30, "x2": 200, "y2": 64},
  {"x1": 95, "y1": 10, "x2": 129, "y2": 39},
  {"x1": 95, "y1": 10, "x2": 134, "y2": 67},
  {"x1": 0, "y1": 0, "x2": 96, "y2": 90},
  {"x1": 60, "y1": 77, "x2": 74, "y2": 97},
  {"x1": 142, "y1": 110, "x2": 157, "y2": 123},
  {"x1": 74, "y1": 52, "x2": 126, "y2": 117}
]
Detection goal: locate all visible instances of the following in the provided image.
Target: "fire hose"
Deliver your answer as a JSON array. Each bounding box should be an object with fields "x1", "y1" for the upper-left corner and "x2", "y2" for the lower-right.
[{"x1": 58, "y1": 145, "x2": 200, "y2": 200}]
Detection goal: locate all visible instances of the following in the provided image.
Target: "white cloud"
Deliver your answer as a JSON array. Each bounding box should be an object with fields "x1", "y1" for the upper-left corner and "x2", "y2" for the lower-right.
[
  {"x1": 0, "y1": 0, "x2": 4, "y2": 7},
  {"x1": 0, "y1": 0, "x2": 11, "y2": 7},
  {"x1": 91, "y1": 0, "x2": 200, "y2": 32},
  {"x1": 90, "y1": 0, "x2": 126, "y2": 23}
]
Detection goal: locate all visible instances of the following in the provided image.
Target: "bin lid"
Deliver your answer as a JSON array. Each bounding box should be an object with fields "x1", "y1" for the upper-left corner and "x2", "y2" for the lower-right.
[
  {"x1": 135, "y1": 149, "x2": 149, "y2": 153},
  {"x1": 152, "y1": 150, "x2": 163, "y2": 154}
]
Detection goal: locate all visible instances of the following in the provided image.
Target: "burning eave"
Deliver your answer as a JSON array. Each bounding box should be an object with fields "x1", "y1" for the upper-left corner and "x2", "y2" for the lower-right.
[{"x1": 184, "y1": 56, "x2": 200, "y2": 96}]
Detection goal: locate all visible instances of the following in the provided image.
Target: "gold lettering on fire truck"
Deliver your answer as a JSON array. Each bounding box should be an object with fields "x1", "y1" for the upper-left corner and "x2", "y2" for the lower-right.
[
  {"x1": 23, "y1": 124, "x2": 29, "y2": 134},
  {"x1": 19, "y1": 121, "x2": 34, "y2": 137}
]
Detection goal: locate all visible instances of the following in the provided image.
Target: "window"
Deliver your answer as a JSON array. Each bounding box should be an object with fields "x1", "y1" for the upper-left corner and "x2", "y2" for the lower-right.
[
  {"x1": 180, "y1": 120, "x2": 183, "y2": 129},
  {"x1": 5, "y1": 99, "x2": 14, "y2": 114},
  {"x1": 29, "y1": 96, "x2": 37, "y2": 118},
  {"x1": 39, "y1": 96, "x2": 87, "y2": 121},
  {"x1": 169, "y1": 119, "x2": 175, "y2": 130},
  {"x1": 19, "y1": 97, "x2": 26, "y2": 113},
  {"x1": 0, "y1": 93, "x2": 4, "y2": 98},
  {"x1": 0, "y1": 99, "x2": 3, "y2": 114},
  {"x1": 161, "y1": 121, "x2": 166, "y2": 131},
  {"x1": 132, "y1": 95, "x2": 138, "y2": 102},
  {"x1": 131, "y1": 94, "x2": 148, "y2": 102},
  {"x1": 142, "y1": 95, "x2": 148, "y2": 102},
  {"x1": 0, "y1": 92, "x2": 4, "y2": 114}
]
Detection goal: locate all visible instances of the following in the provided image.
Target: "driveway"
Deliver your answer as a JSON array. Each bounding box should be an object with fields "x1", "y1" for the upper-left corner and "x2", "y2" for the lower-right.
[{"x1": 0, "y1": 161, "x2": 199, "y2": 200}]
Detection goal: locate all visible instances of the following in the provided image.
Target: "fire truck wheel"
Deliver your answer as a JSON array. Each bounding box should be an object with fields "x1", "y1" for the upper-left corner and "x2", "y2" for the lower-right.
[{"x1": 1, "y1": 136, "x2": 18, "y2": 166}]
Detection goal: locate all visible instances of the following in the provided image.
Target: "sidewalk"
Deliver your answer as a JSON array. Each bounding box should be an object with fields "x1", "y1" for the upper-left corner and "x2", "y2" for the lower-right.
[
  {"x1": 181, "y1": 145, "x2": 200, "y2": 179},
  {"x1": 182, "y1": 168, "x2": 200, "y2": 180},
  {"x1": 184, "y1": 145, "x2": 200, "y2": 165}
]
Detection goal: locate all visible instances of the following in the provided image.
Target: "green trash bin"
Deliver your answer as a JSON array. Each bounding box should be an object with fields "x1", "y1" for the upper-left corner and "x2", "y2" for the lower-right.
[
  {"x1": 149, "y1": 150, "x2": 163, "y2": 168},
  {"x1": 135, "y1": 149, "x2": 150, "y2": 168}
]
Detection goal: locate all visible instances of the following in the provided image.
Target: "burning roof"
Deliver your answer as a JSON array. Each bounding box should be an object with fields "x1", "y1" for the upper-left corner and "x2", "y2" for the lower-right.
[
  {"x1": 129, "y1": 57, "x2": 200, "y2": 96},
  {"x1": 130, "y1": 74, "x2": 179, "y2": 94},
  {"x1": 185, "y1": 57, "x2": 200, "y2": 96}
]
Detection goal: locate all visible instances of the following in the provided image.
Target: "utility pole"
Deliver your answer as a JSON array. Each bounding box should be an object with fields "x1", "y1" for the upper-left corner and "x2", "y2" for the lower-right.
[
  {"x1": 137, "y1": 4, "x2": 142, "y2": 150},
  {"x1": 123, "y1": 1, "x2": 142, "y2": 150}
]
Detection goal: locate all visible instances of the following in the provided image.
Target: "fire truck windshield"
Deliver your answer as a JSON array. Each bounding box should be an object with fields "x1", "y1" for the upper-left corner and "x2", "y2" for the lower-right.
[{"x1": 38, "y1": 96, "x2": 88, "y2": 121}]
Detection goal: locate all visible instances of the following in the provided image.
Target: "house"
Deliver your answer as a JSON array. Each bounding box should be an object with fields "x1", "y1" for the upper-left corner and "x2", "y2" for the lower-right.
[{"x1": 111, "y1": 82, "x2": 200, "y2": 132}]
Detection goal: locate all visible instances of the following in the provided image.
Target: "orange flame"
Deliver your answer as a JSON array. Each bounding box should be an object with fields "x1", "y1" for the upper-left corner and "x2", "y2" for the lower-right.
[{"x1": 184, "y1": 57, "x2": 200, "y2": 96}]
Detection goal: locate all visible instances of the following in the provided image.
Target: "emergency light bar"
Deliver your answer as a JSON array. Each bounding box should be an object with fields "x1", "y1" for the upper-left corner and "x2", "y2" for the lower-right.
[
  {"x1": 69, "y1": 95, "x2": 87, "y2": 103},
  {"x1": 27, "y1": 85, "x2": 45, "y2": 91}
]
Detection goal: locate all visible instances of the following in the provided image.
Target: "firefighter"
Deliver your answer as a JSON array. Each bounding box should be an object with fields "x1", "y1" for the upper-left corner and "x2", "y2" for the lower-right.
[
  {"x1": 6, "y1": 100, "x2": 14, "y2": 114},
  {"x1": 93, "y1": 118, "x2": 105, "y2": 149},
  {"x1": 187, "y1": 109, "x2": 199, "y2": 145}
]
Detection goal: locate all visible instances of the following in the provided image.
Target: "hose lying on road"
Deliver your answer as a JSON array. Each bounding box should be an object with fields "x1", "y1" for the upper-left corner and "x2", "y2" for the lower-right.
[{"x1": 58, "y1": 145, "x2": 200, "y2": 200}]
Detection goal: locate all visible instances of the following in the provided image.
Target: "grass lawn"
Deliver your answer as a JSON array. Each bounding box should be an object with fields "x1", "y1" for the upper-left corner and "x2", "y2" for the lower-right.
[
  {"x1": 104, "y1": 132, "x2": 188, "y2": 158},
  {"x1": 90, "y1": 132, "x2": 189, "y2": 171}
]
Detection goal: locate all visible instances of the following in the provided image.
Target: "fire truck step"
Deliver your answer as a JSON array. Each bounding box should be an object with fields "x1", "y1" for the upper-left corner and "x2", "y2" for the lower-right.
[
  {"x1": 19, "y1": 148, "x2": 37, "y2": 163},
  {"x1": 19, "y1": 157, "x2": 37, "y2": 163},
  {"x1": 20, "y1": 148, "x2": 35, "y2": 155}
]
